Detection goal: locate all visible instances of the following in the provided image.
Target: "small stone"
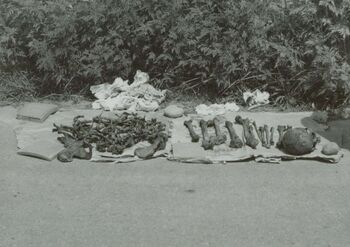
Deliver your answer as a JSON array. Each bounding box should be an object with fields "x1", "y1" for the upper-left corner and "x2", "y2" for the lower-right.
[
  {"x1": 164, "y1": 105, "x2": 184, "y2": 118},
  {"x1": 322, "y1": 142, "x2": 340, "y2": 156}
]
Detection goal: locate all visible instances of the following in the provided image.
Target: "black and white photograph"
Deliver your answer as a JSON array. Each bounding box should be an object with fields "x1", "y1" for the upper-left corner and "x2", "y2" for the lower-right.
[{"x1": 1, "y1": 0, "x2": 350, "y2": 246}]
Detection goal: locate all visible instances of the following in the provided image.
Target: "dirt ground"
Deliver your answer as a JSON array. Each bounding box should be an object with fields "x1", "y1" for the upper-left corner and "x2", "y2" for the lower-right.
[{"x1": 1, "y1": 104, "x2": 350, "y2": 247}]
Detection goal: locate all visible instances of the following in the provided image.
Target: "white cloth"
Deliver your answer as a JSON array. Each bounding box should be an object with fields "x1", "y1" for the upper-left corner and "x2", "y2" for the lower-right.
[
  {"x1": 195, "y1": 103, "x2": 239, "y2": 115},
  {"x1": 91, "y1": 70, "x2": 166, "y2": 112}
]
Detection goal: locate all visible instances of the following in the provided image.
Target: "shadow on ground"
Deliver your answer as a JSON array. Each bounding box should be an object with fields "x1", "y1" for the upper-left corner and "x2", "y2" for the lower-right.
[{"x1": 301, "y1": 116, "x2": 350, "y2": 151}]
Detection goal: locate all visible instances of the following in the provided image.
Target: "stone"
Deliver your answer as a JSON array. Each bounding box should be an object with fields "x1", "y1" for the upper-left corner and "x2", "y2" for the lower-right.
[
  {"x1": 164, "y1": 105, "x2": 184, "y2": 118},
  {"x1": 322, "y1": 142, "x2": 340, "y2": 156}
]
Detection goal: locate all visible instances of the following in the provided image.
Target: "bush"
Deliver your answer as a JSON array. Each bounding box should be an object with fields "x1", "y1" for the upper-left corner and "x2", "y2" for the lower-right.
[{"x1": 1, "y1": 0, "x2": 349, "y2": 108}]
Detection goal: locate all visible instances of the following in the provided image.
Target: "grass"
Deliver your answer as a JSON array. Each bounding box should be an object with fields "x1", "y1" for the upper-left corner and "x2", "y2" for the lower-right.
[
  {"x1": 0, "y1": 72, "x2": 37, "y2": 102},
  {"x1": 0, "y1": 71, "x2": 315, "y2": 113},
  {"x1": 0, "y1": 72, "x2": 91, "y2": 107},
  {"x1": 162, "y1": 87, "x2": 314, "y2": 114}
]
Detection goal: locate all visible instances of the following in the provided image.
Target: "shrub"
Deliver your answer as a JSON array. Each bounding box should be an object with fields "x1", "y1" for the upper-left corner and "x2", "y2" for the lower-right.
[{"x1": 0, "y1": 0, "x2": 349, "y2": 108}]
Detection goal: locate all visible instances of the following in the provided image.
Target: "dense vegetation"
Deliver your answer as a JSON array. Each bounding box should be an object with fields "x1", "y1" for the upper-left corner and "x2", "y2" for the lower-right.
[{"x1": 1, "y1": 0, "x2": 350, "y2": 108}]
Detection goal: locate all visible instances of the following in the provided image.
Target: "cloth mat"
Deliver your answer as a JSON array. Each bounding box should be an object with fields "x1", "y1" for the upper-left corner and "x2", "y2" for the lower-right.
[
  {"x1": 7, "y1": 108, "x2": 171, "y2": 163},
  {"x1": 168, "y1": 112, "x2": 344, "y2": 164},
  {"x1": 0, "y1": 106, "x2": 344, "y2": 164}
]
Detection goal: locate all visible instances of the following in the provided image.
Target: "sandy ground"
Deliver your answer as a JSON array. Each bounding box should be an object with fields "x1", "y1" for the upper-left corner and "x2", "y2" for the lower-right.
[{"x1": 1, "y1": 109, "x2": 350, "y2": 246}]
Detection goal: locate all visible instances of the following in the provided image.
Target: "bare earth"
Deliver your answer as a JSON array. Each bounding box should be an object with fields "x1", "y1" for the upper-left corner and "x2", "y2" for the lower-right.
[{"x1": 1, "y1": 113, "x2": 350, "y2": 247}]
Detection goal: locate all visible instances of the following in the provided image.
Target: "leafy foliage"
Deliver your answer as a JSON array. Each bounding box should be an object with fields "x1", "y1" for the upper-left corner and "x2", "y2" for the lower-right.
[{"x1": 1, "y1": 0, "x2": 349, "y2": 108}]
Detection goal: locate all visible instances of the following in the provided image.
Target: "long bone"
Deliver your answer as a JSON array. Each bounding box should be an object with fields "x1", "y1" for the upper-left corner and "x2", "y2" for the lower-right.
[
  {"x1": 277, "y1": 125, "x2": 287, "y2": 148},
  {"x1": 270, "y1": 127, "x2": 275, "y2": 146},
  {"x1": 184, "y1": 120, "x2": 200, "y2": 143},
  {"x1": 225, "y1": 121, "x2": 243, "y2": 148},
  {"x1": 235, "y1": 116, "x2": 259, "y2": 149},
  {"x1": 259, "y1": 126, "x2": 266, "y2": 147},
  {"x1": 199, "y1": 120, "x2": 214, "y2": 150},
  {"x1": 264, "y1": 124, "x2": 271, "y2": 149},
  {"x1": 134, "y1": 133, "x2": 168, "y2": 159},
  {"x1": 209, "y1": 117, "x2": 227, "y2": 145}
]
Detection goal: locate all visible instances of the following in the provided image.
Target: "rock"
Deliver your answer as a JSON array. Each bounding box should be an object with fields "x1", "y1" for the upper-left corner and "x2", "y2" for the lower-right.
[
  {"x1": 164, "y1": 105, "x2": 184, "y2": 118},
  {"x1": 322, "y1": 142, "x2": 340, "y2": 156}
]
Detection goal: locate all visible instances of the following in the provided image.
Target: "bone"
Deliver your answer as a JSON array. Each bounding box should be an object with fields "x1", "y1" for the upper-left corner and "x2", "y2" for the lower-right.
[
  {"x1": 199, "y1": 120, "x2": 214, "y2": 150},
  {"x1": 235, "y1": 115, "x2": 259, "y2": 149},
  {"x1": 134, "y1": 133, "x2": 168, "y2": 159},
  {"x1": 184, "y1": 120, "x2": 200, "y2": 143},
  {"x1": 259, "y1": 126, "x2": 266, "y2": 146},
  {"x1": 225, "y1": 121, "x2": 243, "y2": 148},
  {"x1": 264, "y1": 124, "x2": 271, "y2": 148},
  {"x1": 270, "y1": 127, "x2": 275, "y2": 146},
  {"x1": 57, "y1": 140, "x2": 92, "y2": 162},
  {"x1": 277, "y1": 125, "x2": 286, "y2": 148},
  {"x1": 248, "y1": 125, "x2": 260, "y2": 149},
  {"x1": 253, "y1": 121, "x2": 263, "y2": 143},
  {"x1": 209, "y1": 117, "x2": 227, "y2": 145},
  {"x1": 235, "y1": 115, "x2": 244, "y2": 125}
]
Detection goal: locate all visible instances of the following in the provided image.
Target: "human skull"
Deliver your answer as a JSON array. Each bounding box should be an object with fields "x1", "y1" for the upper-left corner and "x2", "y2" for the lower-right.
[{"x1": 280, "y1": 128, "x2": 320, "y2": 155}]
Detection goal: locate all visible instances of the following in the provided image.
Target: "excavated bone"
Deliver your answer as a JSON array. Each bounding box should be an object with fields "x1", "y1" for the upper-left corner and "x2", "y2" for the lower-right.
[
  {"x1": 277, "y1": 125, "x2": 286, "y2": 148},
  {"x1": 270, "y1": 127, "x2": 275, "y2": 146},
  {"x1": 134, "y1": 133, "x2": 168, "y2": 159},
  {"x1": 199, "y1": 120, "x2": 214, "y2": 150},
  {"x1": 209, "y1": 117, "x2": 227, "y2": 145},
  {"x1": 235, "y1": 115, "x2": 259, "y2": 149},
  {"x1": 225, "y1": 121, "x2": 243, "y2": 148},
  {"x1": 279, "y1": 128, "x2": 320, "y2": 155},
  {"x1": 264, "y1": 124, "x2": 271, "y2": 149},
  {"x1": 184, "y1": 120, "x2": 200, "y2": 143}
]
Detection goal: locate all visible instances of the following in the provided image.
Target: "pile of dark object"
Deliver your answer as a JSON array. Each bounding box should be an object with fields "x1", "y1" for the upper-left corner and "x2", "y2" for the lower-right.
[
  {"x1": 184, "y1": 115, "x2": 323, "y2": 156},
  {"x1": 53, "y1": 112, "x2": 168, "y2": 162}
]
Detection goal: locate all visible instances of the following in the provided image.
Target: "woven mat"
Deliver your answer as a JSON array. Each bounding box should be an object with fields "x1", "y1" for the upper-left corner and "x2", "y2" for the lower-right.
[
  {"x1": 168, "y1": 112, "x2": 344, "y2": 164},
  {"x1": 0, "y1": 106, "x2": 345, "y2": 164},
  {"x1": 11, "y1": 109, "x2": 171, "y2": 163}
]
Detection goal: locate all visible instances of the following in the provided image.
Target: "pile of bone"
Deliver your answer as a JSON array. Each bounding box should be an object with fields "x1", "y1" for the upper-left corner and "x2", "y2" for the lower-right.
[
  {"x1": 53, "y1": 113, "x2": 168, "y2": 162},
  {"x1": 184, "y1": 115, "x2": 323, "y2": 156}
]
